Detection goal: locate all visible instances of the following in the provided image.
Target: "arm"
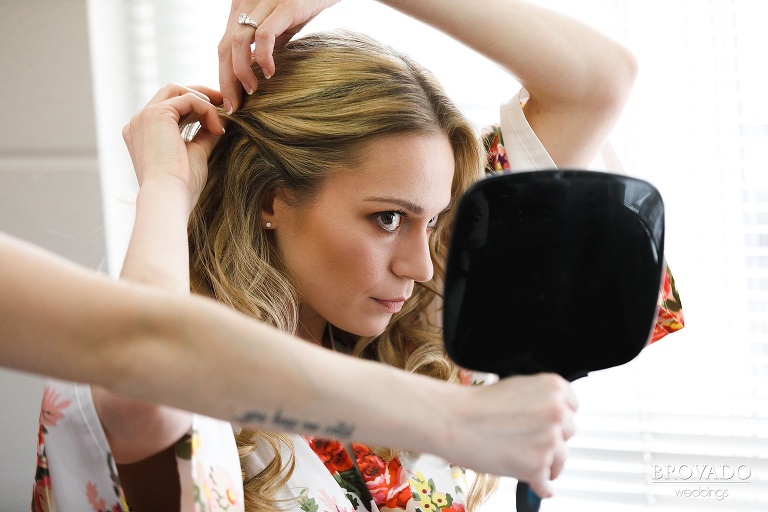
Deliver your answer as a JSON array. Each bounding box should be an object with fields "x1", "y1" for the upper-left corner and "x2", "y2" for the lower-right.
[
  {"x1": 90, "y1": 85, "x2": 227, "y2": 466},
  {"x1": 221, "y1": 0, "x2": 636, "y2": 168},
  {"x1": 0, "y1": 232, "x2": 575, "y2": 492},
  {"x1": 379, "y1": 0, "x2": 637, "y2": 168}
]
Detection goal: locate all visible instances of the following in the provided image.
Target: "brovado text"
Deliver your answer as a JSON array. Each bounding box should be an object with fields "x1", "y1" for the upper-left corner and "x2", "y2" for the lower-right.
[{"x1": 652, "y1": 464, "x2": 751, "y2": 482}]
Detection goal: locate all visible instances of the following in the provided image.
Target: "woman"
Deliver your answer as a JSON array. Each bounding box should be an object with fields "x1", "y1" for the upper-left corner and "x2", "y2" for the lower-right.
[{"x1": 33, "y1": 0, "x2": 681, "y2": 511}]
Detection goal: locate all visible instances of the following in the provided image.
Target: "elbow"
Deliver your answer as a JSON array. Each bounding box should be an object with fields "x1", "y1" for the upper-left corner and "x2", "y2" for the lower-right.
[
  {"x1": 589, "y1": 43, "x2": 639, "y2": 115},
  {"x1": 611, "y1": 45, "x2": 639, "y2": 105}
]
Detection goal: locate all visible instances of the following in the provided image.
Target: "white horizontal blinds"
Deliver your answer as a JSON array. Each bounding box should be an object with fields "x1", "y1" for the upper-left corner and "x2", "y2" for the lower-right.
[
  {"x1": 125, "y1": 0, "x2": 227, "y2": 105},
  {"x1": 147, "y1": 0, "x2": 227, "y2": 90},
  {"x1": 87, "y1": 0, "x2": 159, "y2": 273},
  {"x1": 538, "y1": 1, "x2": 768, "y2": 511},
  {"x1": 93, "y1": 0, "x2": 230, "y2": 272},
  {"x1": 738, "y1": 0, "x2": 768, "y2": 411},
  {"x1": 126, "y1": 0, "x2": 159, "y2": 110},
  {"x1": 738, "y1": 0, "x2": 768, "y2": 499}
]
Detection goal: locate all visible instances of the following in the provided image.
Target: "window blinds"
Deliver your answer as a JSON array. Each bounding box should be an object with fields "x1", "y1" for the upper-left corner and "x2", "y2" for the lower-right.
[{"x1": 534, "y1": 1, "x2": 768, "y2": 510}]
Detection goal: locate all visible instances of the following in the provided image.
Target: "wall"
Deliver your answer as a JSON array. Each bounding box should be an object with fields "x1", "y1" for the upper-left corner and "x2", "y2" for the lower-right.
[{"x1": 0, "y1": 0, "x2": 105, "y2": 508}]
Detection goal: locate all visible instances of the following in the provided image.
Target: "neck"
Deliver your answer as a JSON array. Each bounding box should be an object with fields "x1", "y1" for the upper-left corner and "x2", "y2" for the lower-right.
[{"x1": 297, "y1": 304, "x2": 328, "y2": 347}]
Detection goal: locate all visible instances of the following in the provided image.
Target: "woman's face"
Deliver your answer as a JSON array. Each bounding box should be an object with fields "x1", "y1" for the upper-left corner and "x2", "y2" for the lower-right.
[{"x1": 270, "y1": 132, "x2": 455, "y2": 337}]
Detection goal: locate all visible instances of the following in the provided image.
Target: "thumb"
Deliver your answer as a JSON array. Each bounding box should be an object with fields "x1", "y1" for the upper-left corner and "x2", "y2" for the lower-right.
[
  {"x1": 186, "y1": 130, "x2": 221, "y2": 191},
  {"x1": 191, "y1": 129, "x2": 222, "y2": 159},
  {"x1": 526, "y1": 477, "x2": 554, "y2": 501}
]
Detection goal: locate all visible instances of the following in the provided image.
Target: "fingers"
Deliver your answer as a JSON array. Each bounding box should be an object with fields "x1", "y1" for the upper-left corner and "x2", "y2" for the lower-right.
[
  {"x1": 219, "y1": 0, "x2": 334, "y2": 112},
  {"x1": 188, "y1": 125, "x2": 222, "y2": 161},
  {"x1": 497, "y1": 374, "x2": 577, "y2": 497},
  {"x1": 162, "y1": 94, "x2": 226, "y2": 137},
  {"x1": 122, "y1": 84, "x2": 225, "y2": 180},
  {"x1": 227, "y1": 3, "x2": 294, "y2": 97},
  {"x1": 536, "y1": 375, "x2": 576, "y2": 497},
  {"x1": 563, "y1": 379, "x2": 579, "y2": 413},
  {"x1": 220, "y1": 0, "x2": 265, "y2": 111},
  {"x1": 249, "y1": 2, "x2": 301, "y2": 81},
  {"x1": 550, "y1": 439, "x2": 568, "y2": 480},
  {"x1": 528, "y1": 478, "x2": 555, "y2": 501},
  {"x1": 133, "y1": 84, "x2": 226, "y2": 137},
  {"x1": 562, "y1": 402, "x2": 577, "y2": 440},
  {"x1": 230, "y1": 21, "x2": 262, "y2": 95},
  {"x1": 144, "y1": 83, "x2": 223, "y2": 109},
  {"x1": 550, "y1": 374, "x2": 578, "y2": 441},
  {"x1": 521, "y1": 423, "x2": 567, "y2": 499},
  {"x1": 218, "y1": 0, "x2": 246, "y2": 113},
  {"x1": 523, "y1": 420, "x2": 568, "y2": 499}
]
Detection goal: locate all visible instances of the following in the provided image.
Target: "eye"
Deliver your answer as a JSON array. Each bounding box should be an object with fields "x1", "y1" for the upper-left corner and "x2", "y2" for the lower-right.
[
  {"x1": 427, "y1": 215, "x2": 439, "y2": 229},
  {"x1": 376, "y1": 211, "x2": 403, "y2": 232}
]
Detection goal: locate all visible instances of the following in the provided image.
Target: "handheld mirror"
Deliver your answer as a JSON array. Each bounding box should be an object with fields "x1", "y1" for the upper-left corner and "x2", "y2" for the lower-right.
[{"x1": 443, "y1": 170, "x2": 665, "y2": 512}]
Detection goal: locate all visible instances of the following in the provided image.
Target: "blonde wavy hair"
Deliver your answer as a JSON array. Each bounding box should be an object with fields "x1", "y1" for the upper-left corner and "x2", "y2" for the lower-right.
[{"x1": 188, "y1": 29, "x2": 495, "y2": 512}]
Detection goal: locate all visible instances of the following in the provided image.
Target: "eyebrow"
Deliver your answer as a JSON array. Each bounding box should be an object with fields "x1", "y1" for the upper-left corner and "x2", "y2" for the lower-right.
[{"x1": 364, "y1": 196, "x2": 452, "y2": 216}]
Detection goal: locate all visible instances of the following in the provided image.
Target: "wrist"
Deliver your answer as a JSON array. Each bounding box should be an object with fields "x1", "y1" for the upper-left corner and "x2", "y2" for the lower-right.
[
  {"x1": 136, "y1": 175, "x2": 197, "y2": 219},
  {"x1": 122, "y1": 178, "x2": 194, "y2": 291},
  {"x1": 430, "y1": 379, "x2": 474, "y2": 458},
  {"x1": 374, "y1": 369, "x2": 471, "y2": 458}
]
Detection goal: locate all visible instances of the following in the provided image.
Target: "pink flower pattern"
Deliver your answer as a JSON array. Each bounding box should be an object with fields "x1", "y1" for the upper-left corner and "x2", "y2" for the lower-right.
[{"x1": 39, "y1": 384, "x2": 71, "y2": 431}]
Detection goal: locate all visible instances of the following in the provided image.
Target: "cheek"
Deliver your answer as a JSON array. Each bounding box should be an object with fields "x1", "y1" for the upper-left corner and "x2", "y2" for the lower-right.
[
  {"x1": 322, "y1": 231, "x2": 383, "y2": 290},
  {"x1": 284, "y1": 220, "x2": 385, "y2": 298}
]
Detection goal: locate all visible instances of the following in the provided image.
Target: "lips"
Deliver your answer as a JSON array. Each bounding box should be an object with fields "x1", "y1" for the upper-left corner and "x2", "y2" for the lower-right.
[{"x1": 372, "y1": 297, "x2": 408, "y2": 313}]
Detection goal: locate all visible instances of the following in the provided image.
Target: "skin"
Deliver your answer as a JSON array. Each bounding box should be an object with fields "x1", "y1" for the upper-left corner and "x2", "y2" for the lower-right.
[{"x1": 266, "y1": 132, "x2": 454, "y2": 340}]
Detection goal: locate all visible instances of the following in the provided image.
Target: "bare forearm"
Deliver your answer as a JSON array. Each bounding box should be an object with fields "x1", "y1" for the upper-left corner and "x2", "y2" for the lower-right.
[
  {"x1": 0, "y1": 234, "x2": 123, "y2": 376},
  {"x1": 0, "y1": 233, "x2": 434, "y2": 452},
  {"x1": 113, "y1": 293, "x2": 442, "y2": 451},
  {"x1": 379, "y1": 0, "x2": 637, "y2": 167},
  {"x1": 120, "y1": 178, "x2": 193, "y2": 291},
  {"x1": 381, "y1": 0, "x2": 634, "y2": 100},
  {"x1": 0, "y1": 231, "x2": 436, "y2": 456},
  {"x1": 1, "y1": 233, "x2": 576, "y2": 485}
]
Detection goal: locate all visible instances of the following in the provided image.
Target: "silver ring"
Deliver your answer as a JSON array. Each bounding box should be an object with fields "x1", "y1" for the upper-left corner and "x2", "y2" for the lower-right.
[{"x1": 238, "y1": 13, "x2": 259, "y2": 29}]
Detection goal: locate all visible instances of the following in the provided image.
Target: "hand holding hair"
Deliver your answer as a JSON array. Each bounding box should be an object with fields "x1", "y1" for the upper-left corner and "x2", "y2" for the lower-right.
[{"x1": 219, "y1": 0, "x2": 341, "y2": 113}]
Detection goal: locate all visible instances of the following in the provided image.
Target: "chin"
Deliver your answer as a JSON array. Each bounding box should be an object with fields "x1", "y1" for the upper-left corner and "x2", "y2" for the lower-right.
[{"x1": 337, "y1": 315, "x2": 392, "y2": 338}]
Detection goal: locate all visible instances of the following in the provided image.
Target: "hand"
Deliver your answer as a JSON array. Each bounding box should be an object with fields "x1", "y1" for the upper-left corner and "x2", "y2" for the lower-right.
[
  {"x1": 122, "y1": 84, "x2": 225, "y2": 212},
  {"x1": 219, "y1": 0, "x2": 341, "y2": 113},
  {"x1": 450, "y1": 374, "x2": 578, "y2": 499}
]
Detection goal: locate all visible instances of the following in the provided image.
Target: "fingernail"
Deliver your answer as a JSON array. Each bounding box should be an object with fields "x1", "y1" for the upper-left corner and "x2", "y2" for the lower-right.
[
  {"x1": 264, "y1": 73, "x2": 272, "y2": 80},
  {"x1": 223, "y1": 98, "x2": 233, "y2": 115},
  {"x1": 245, "y1": 84, "x2": 254, "y2": 95},
  {"x1": 220, "y1": 126, "x2": 226, "y2": 134}
]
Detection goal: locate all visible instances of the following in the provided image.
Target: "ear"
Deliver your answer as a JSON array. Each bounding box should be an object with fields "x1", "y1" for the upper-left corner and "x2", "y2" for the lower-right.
[
  {"x1": 261, "y1": 188, "x2": 296, "y2": 227},
  {"x1": 261, "y1": 188, "x2": 278, "y2": 225}
]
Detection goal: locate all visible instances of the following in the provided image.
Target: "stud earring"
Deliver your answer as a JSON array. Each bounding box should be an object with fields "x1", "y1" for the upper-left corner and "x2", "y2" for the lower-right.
[{"x1": 265, "y1": 222, "x2": 272, "y2": 228}]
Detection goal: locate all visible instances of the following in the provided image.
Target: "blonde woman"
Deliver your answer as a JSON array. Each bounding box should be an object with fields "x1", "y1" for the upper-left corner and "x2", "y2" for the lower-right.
[{"x1": 31, "y1": 0, "x2": 675, "y2": 511}]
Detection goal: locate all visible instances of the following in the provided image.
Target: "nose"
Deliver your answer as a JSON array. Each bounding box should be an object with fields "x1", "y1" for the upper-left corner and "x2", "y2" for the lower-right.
[{"x1": 391, "y1": 229, "x2": 434, "y2": 283}]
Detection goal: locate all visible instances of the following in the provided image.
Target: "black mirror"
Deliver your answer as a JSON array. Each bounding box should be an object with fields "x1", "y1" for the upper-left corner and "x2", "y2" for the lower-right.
[
  {"x1": 444, "y1": 170, "x2": 664, "y2": 380},
  {"x1": 442, "y1": 170, "x2": 665, "y2": 512}
]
